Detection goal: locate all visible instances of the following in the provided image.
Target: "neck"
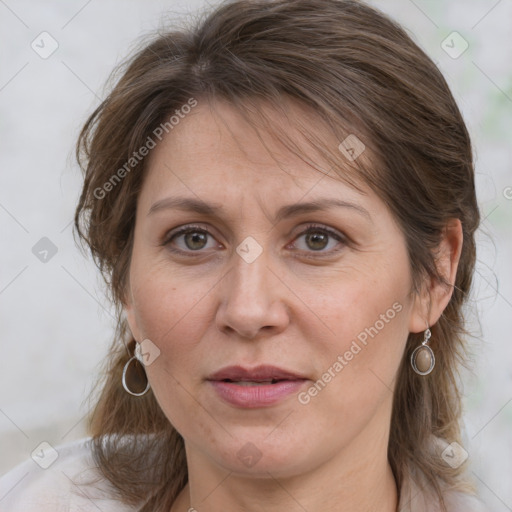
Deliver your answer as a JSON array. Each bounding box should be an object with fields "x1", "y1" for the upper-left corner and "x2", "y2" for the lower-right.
[
  {"x1": 171, "y1": 416, "x2": 398, "y2": 512},
  {"x1": 174, "y1": 461, "x2": 397, "y2": 512}
]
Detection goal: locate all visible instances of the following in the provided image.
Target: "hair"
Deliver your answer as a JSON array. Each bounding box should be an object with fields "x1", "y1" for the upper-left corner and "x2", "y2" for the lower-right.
[{"x1": 73, "y1": 0, "x2": 480, "y2": 510}]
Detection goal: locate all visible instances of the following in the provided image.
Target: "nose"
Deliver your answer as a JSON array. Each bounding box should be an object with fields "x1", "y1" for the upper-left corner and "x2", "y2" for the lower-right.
[{"x1": 215, "y1": 247, "x2": 290, "y2": 340}]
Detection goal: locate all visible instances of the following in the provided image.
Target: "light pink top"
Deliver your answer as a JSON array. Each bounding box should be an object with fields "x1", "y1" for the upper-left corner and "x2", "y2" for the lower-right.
[{"x1": 0, "y1": 438, "x2": 488, "y2": 511}]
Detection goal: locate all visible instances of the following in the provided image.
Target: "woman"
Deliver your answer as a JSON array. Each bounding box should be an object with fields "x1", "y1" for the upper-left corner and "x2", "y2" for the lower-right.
[{"x1": 0, "y1": 0, "x2": 488, "y2": 510}]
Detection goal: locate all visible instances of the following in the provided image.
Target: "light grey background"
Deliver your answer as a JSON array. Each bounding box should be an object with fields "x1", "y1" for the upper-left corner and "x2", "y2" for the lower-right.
[{"x1": 1, "y1": 0, "x2": 511, "y2": 510}]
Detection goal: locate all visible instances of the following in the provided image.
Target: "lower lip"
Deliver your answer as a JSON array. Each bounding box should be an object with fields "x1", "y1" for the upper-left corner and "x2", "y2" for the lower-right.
[{"x1": 208, "y1": 380, "x2": 307, "y2": 408}]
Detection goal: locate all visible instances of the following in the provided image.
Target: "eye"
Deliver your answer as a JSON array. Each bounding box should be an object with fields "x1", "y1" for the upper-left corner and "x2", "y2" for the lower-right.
[
  {"x1": 163, "y1": 225, "x2": 220, "y2": 254},
  {"x1": 163, "y1": 223, "x2": 347, "y2": 257},
  {"x1": 289, "y1": 224, "x2": 346, "y2": 255}
]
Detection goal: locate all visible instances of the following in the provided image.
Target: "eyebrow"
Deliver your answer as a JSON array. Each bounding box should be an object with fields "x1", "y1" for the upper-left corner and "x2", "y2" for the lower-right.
[{"x1": 147, "y1": 196, "x2": 371, "y2": 222}]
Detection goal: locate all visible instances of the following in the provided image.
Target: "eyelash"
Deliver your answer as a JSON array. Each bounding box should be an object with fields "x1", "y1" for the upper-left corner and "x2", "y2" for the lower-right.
[{"x1": 162, "y1": 223, "x2": 347, "y2": 258}]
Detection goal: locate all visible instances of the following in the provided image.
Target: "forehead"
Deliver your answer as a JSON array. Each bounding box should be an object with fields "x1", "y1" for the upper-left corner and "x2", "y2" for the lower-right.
[{"x1": 140, "y1": 99, "x2": 373, "y2": 208}]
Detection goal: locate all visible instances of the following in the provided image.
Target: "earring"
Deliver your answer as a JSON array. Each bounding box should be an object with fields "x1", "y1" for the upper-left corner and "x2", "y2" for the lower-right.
[
  {"x1": 122, "y1": 342, "x2": 151, "y2": 396},
  {"x1": 411, "y1": 327, "x2": 435, "y2": 375}
]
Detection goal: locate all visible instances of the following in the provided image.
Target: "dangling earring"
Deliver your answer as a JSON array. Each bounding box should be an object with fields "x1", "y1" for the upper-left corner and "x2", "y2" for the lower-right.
[
  {"x1": 411, "y1": 327, "x2": 435, "y2": 375},
  {"x1": 122, "y1": 342, "x2": 151, "y2": 396}
]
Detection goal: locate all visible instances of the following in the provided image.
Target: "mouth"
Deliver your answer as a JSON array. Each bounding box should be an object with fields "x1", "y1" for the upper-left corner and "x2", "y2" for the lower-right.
[
  {"x1": 207, "y1": 364, "x2": 308, "y2": 383},
  {"x1": 206, "y1": 365, "x2": 308, "y2": 408},
  {"x1": 218, "y1": 379, "x2": 287, "y2": 386}
]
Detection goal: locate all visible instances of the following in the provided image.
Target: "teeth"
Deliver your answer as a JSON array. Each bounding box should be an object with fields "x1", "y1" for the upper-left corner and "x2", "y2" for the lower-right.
[{"x1": 230, "y1": 380, "x2": 276, "y2": 386}]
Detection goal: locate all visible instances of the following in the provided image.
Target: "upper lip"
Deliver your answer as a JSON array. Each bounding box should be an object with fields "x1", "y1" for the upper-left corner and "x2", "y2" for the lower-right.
[{"x1": 207, "y1": 365, "x2": 307, "y2": 382}]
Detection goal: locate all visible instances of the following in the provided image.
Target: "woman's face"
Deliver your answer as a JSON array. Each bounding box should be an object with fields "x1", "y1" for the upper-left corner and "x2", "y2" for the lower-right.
[{"x1": 124, "y1": 100, "x2": 424, "y2": 477}]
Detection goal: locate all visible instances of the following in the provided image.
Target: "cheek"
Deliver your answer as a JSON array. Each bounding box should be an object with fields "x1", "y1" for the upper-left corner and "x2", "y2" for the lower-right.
[
  {"x1": 304, "y1": 262, "x2": 410, "y2": 356},
  {"x1": 128, "y1": 256, "x2": 221, "y2": 385},
  {"x1": 297, "y1": 254, "x2": 411, "y2": 405},
  {"x1": 128, "y1": 261, "x2": 216, "y2": 432},
  {"x1": 129, "y1": 255, "x2": 206, "y2": 343}
]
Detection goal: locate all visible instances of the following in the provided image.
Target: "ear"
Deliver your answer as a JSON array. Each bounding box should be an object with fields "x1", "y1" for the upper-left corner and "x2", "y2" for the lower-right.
[
  {"x1": 122, "y1": 279, "x2": 142, "y2": 342},
  {"x1": 409, "y1": 218, "x2": 463, "y2": 333}
]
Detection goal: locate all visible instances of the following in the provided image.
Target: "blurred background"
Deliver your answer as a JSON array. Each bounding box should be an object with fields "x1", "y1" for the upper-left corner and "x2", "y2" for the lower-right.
[{"x1": 0, "y1": 0, "x2": 511, "y2": 509}]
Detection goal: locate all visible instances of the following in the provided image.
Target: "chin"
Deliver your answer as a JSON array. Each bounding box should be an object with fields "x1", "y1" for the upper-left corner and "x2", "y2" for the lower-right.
[{"x1": 207, "y1": 430, "x2": 322, "y2": 479}]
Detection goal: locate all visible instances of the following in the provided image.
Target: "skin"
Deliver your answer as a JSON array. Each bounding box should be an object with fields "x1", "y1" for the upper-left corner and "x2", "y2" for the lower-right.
[{"x1": 124, "y1": 99, "x2": 463, "y2": 512}]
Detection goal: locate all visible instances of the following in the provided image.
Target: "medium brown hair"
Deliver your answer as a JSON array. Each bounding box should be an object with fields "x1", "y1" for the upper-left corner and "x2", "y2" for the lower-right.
[{"x1": 74, "y1": 0, "x2": 480, "y2": 509}]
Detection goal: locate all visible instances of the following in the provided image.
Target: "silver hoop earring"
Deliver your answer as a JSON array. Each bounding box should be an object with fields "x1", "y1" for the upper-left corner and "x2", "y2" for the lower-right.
[
  {"x1": 411, "y1": 327, "x2": 435, "y2": 375},
  {"x1": 122, "y1": 343, "x2": 151, "y2": 396}
]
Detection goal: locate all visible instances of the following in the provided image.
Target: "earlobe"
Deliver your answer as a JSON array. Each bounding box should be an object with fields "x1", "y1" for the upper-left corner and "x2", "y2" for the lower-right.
[
  {"x1": 124, "y1": 304, "x2": 139, "y2": 341},
  {"x1": 409, "y1": 218, "x2": 463, "y2": 333},
  {"x1": 122, "y1": 285, "x2": 141, "y2": 341}
]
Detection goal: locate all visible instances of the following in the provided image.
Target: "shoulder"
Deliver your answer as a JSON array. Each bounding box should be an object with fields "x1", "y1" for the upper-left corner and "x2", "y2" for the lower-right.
[
  {"x1": 442, "y1": 487, "x2": 489, "y2": 512},
  {"x1": 0, "y1": 437, "x2": 138, "y2": 512},
  {"x1": 401, "y1": 482, "x2": 489, "y2": 512},
  {"x1": 399, "y1": 464, "x2": 489, "y2": 512}
]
